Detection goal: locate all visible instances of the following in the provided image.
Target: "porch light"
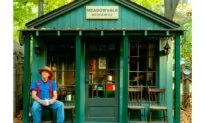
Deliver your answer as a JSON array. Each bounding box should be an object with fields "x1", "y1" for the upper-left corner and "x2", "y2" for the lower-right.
[
  {"x1": 34, "y1": 44, "x2": 41, "y2": 55},
  {"x1": 163, "y1": 41, "x2": 171, "y2": 55}
]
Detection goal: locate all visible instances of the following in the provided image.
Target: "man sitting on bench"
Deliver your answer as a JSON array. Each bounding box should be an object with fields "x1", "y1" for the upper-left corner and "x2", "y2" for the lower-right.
[{"x1": 30, "y1": 66, "x2": 64, "y2": 123}]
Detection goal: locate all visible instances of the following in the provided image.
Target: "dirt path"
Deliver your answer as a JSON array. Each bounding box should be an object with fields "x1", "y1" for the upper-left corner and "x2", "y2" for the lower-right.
[{"x1": 14, "y1": 111, "x2": 22, "y2": 123}]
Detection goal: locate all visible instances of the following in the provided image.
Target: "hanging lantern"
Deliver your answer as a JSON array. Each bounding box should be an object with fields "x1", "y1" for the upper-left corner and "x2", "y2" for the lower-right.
[{"x1": 163, "y1": 41, "x2": 171, "y2": 55}]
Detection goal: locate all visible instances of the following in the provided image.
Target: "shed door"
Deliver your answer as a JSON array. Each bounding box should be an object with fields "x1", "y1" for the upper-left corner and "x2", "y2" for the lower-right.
[{"x1": 85, "y1": 37, "x2": 119, "y2": 122}]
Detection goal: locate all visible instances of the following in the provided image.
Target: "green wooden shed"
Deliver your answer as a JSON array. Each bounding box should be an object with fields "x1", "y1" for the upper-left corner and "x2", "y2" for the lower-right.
[{"x1": 20, "y1": 0, "x2": 183, "y2": 123}]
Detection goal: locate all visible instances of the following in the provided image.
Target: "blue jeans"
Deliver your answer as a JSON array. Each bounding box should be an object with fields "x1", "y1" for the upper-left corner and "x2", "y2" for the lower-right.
[{"x1": 32, "y1": 100, "x2": 64, "y2": 123}]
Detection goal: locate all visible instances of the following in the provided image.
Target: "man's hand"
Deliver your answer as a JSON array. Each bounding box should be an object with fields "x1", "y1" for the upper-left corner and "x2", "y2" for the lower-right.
[
  {"x1": 32, "y1": 91, "x2": 47, "y2": 105},
  {"x1": 49, "y1": 99, "x2": 55, "y2": 104},
  {"x1": 40, "y1": 100, "x2": 48, "y2": 106},
  {"x1": 49, "y1": 91, "x2": 58, "y2": 104}
]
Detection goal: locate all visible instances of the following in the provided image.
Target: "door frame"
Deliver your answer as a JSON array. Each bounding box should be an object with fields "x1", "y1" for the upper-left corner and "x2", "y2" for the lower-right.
[{"x1": 84, "y1": 36, "x2": 120, "y2": 122}]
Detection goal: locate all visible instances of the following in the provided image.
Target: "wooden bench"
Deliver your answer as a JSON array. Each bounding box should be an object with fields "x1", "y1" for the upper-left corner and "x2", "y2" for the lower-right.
[{"x1": 64, "y1": 105, "x2": 75, "y2": 123}]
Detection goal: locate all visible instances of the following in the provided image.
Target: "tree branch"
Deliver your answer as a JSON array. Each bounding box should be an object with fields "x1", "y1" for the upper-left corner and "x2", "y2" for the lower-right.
[{"x1": 164, "y1": 0, "x2": 180, "y2": 20}]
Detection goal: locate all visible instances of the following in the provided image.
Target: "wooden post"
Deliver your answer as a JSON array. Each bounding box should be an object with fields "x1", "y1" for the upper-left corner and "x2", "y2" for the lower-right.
[
  {"x1": 174, "y1": 34, "x2": 181, "y2": 123},
  {"x1": 75, "y1": 35, "x2": 85, "y2": 122},
  {"x1": 23, "y1": 35, "x2": 31, "y2": 123},
  {"x1": 119, "y1": 36, "x2": 123, "y2": 122},
  {"x1": 122, "y1": 34, "x2": 129, "y2": 123}
]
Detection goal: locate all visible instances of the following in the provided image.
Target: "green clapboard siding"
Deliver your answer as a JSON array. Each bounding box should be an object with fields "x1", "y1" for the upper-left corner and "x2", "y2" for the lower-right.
[
  {"x1": 31, "y1": 37, "x2": 47, "y2": 81},
  {"x1": 37, "y1": 0, "x2": 169, "y2": 29},
  {"x1": 159, "y1": 39, "x2": 173, "y2": 123}
]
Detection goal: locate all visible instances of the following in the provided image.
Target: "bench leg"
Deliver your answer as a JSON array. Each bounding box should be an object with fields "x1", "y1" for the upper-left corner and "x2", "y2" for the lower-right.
[
  {"x1": 128, "y1": 109, "x2": 131, "y2": 121},
  {"x1": 139, "y1": 110, "x2": 142, "y2": 121},
  {"x1": 163, "y1": 110, "x2": 165, "y2": 122},
  {"x1": 72, "y1": 109, "x2": 74, "y2": 123},
  {"x1": 163, "y1": 109, "x2": 168, "y2": 123},
  {"x1": 144, "y1": 109, "x2": 146, "y2": 121},
  {"x1": 149, "y1": 110, "x2": 152, "y2": 122}
]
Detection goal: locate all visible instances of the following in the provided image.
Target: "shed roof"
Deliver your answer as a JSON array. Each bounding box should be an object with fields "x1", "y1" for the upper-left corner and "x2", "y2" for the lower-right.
[{"x1": 26, "y1": 0, "x2": 180, "y2": 29}]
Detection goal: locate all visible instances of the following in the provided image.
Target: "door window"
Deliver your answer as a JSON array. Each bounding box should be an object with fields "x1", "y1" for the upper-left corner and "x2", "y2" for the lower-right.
[
  {"x1": 87, "y1": 43, "x2": 117, "y2": 98},
  {"x1": 88, "y1": 56, "x2": 116, "y2": 98}
]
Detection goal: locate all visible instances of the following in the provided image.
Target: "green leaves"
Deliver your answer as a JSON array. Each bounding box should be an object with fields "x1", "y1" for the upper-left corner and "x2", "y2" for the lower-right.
[
  {"x1": 44, "y1": 0, "x2": 73, "y2": 14},
  {"x1": 13, "y1": 0, "x2": 75, "y2": 42},
  {"x1": 175, "y1": 3, "x2": 192, "y2": 66},
  {"x1": 130, "y1": 0, "x2": 164, "y2": 15},
  {"x1": 14, "y1": 0, "x2": 37, "y2": 42}
]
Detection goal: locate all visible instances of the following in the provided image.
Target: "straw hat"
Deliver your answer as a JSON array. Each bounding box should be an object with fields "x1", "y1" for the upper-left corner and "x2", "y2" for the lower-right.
[{"x1": 38, "y1": 66, "x2": 54, "y2": 80}]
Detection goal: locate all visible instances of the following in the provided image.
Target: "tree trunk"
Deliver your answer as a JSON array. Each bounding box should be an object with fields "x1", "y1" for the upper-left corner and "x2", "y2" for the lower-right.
[
  {"x1": 164, "y1": 0, "x2": 180, "y2": 20},
  {"x1": 38, "y1": 0, "x2": 44, "y2": 17},
  {"x1": 182, "y1": 79, "x2": 191, "y2": 108},
  {"x1": 181, "y1": 65, "x2": 191, "y2": 108}
]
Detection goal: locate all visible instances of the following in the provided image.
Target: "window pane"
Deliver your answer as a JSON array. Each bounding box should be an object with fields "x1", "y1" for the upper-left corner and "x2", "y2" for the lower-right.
[
  {"x1": 129, "y1": 42, "x2": 138, "y2": 56},
  {"x1": 139, "y1": 58, "x2": 147, "y2": 71},
  {"x1": 146, "y1": 72, "x2": 156, "y2": 86},
  {"x1": 148, "y1": 57, "x2": 156, "y2": 71},
  {"x1": 148, "y1": 43, "x2": 155, "y2": 57},
  {"x1": 139, "y1": 42, "x2": 148, "y2": 57},
  {"x1": 129, "y1": 58, "x2": 138, "y2": 71}
]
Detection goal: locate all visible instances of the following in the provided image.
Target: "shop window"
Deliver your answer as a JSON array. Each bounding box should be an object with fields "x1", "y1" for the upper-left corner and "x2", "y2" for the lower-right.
[
  {"x1": 129, "y1": 40, "x2": 157, "y2": 101},
  {"x1": 47, "y1": 40, "x2": 75, "y2": 105}
]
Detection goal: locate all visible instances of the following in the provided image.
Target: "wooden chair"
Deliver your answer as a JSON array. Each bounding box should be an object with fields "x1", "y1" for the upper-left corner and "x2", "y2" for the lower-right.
[
  {"x1": 128, "y1": 86, "x2": 146, "y2": 121},
  {"x1": 148, "y1": 87, "x2": 168, "y2": 123}
]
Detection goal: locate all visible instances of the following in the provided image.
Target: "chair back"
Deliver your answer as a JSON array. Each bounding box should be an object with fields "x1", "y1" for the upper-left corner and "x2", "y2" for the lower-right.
[
  {"x1": 148, "y1": 87, "x2": 166, "y2": 106},
  {"x1": 128, "y1": 86, "x2": 143, "y2": 105}
]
